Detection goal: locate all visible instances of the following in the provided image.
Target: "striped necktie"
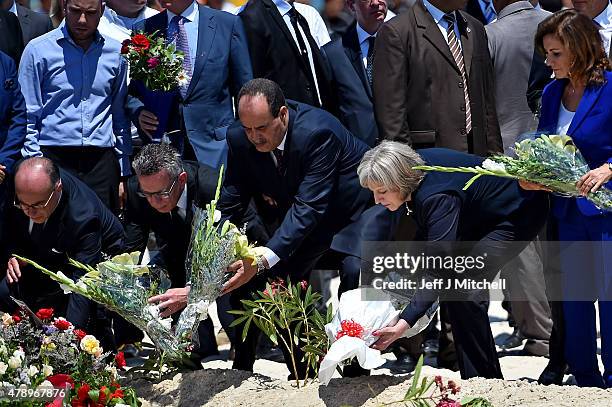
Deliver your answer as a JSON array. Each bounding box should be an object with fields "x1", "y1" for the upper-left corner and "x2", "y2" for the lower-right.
[
  {"x1": 443, "y1": 13, "x2": 472, "y2": 134},
  {"x1": 168, "y1": 15, "x2": 193, "y2": 98},
  {"x1": 366, "y1": 36, "x2": 376, "y2": 88}
]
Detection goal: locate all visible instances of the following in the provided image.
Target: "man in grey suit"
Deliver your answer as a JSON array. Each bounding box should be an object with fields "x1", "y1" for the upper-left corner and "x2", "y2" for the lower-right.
[
  {"x1": 486, "y1": 0, "x2": 550, "y2": 152},
  {"x1": 1, "y1": 0, "x2": 53, "y2": 46},
  {"x1": 486, "y1": 0, "x2": 552, "y2": 358}
]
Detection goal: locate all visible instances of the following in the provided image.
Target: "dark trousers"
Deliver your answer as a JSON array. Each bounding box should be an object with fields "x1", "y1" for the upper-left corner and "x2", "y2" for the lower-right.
[
  {"x1": 446, "y1": 198, "x2": 549, "y2": 379},
  {"x1": 42, "y1": 146, "x2": 120, "y2": 214}
]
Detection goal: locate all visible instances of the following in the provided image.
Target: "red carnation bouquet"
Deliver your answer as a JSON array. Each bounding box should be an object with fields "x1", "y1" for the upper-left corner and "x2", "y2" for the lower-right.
[{"x1": 121, "y1": 31, "x2": 187, "y2": 141}]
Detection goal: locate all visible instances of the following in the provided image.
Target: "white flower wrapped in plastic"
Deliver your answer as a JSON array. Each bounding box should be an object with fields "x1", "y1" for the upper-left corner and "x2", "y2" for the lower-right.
[{"x1": 318, "y1": 288, "x2": 436, "y2": 385}]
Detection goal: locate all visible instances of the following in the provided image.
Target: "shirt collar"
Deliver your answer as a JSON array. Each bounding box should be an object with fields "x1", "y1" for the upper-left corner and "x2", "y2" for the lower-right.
[
  {"x1": 356, "y1": 23, "x2": 375, "y2": 45},
  {"x1": 594, "y1": 1, "x2": 612, "y2": 29},
  {"x1": 9, "y1": 1, "x2": 17, "y2": 16},
  {"x1": 277, "y1": 130, "x2": 288, "y2": 151},
  {"x1": 272, "y1": 0, "x2": 293, "y2": 17},
  {"x1": 176, "y1": 183, "x2": 188, "y2": 213},
  {"x1": 167, "y1": 1, "x2": 198, "y2": 24},
  {"x1": 103, "y1": 6, "x2": 150, "y2": 29},
  {"x1": 423, "y1": 0, "x2": 450, "y2": 25}
]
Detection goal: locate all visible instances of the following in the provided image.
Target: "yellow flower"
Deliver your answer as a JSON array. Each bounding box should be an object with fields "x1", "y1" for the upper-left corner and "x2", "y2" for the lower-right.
[
  {"x1": 80, "y1": 335, "x2": 102, "y2": 355},
  {"x1": 1, "y1": 313, "x2": 13, "y2": 326}
]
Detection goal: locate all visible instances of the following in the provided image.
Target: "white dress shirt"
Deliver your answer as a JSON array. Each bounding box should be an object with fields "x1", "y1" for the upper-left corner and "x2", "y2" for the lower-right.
[
  {"x1": 98, "y1": 6, "x2": 159, "y2": 43},
  {"x1": 260, "y1": 132, "x2": 288, "y2": 269},
  {"x1": 594, "y1": 1, "x2": 612, "y2": 56},
  {"x1": 176, "y1": 183, "x2": 188, "y2": 220},
  {"x1": 8, "y1": 1, "x2": 17, "y2": 16}
]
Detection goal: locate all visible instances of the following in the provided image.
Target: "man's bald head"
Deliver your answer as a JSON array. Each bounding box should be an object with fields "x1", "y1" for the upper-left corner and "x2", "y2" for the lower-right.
[
  {"x1": 15, "y1": 157, "x2": 60, "y2": 192},
  {"x1": 14, "y1": 158, "x2": 62, "y2": 223}
]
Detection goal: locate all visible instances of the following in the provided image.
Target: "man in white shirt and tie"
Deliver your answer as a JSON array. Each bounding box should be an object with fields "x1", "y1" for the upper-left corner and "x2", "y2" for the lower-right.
[{"x1": 239, "y1": 0, "x2": 337, "y2": 112}]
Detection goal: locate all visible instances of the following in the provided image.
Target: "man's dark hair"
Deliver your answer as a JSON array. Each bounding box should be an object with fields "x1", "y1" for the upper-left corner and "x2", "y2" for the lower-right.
[
  {"x1": 237, "y1": 78, "x2": 286, "y2": 117},
  {"x1": 132, "y1": 143, "x2": 184, "y2": 179},
  {"x1": 15, "y1": 157, "x2": 61, "y2": 190}
]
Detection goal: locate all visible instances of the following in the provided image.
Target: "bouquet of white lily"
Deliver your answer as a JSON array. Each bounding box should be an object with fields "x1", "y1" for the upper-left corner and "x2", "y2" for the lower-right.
[
  {"x1": 176, "y1": 166, "x2": 257, "y2": 347},
  {"x1": 413, "y1": 134, "x2": 612, "y2": 211}
]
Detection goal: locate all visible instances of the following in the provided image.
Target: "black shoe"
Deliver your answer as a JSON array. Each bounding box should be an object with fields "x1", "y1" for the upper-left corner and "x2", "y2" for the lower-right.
[
  {"x1": 538, "y1": 364, "x2": 564, "y2": 385},
  {"x1": 257, "y1": 346, "x2": 285, "y2": 363},
  {"x1": 390, "y1": 354, "x2": 417, "y2": 374},
  {"x1": 343, "y1": 360, "x2": 370, "y2": 378},
  {"x1": 118, "y1": 343, "x2": 139, "y2": 359},
  {"x1": 501, "y1": 328, "x2": 524, "y2": 351},
  {"x1": 422, "y1": 339, "x2": 439, "y2": 358}
]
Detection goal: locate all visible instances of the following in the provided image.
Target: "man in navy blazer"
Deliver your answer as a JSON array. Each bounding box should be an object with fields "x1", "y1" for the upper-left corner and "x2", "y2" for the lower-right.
[
  {"x1": 321, "y1": 0, "x2": 389, "y2": 147},
  {"x1": 218, "y1": 79, "x2": 374, "y2": 375},
  {"x1": 128, "y1": 0, "x2": 253, "y2": 169},
  {"x1": 0, "y1": 50, "x2": 25, "y2": 193}
]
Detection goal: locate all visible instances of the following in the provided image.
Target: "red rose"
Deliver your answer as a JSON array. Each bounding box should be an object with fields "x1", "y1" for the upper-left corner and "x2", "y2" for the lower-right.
[
  {"x1": 73, "y1": 329, "x2": 87, "y2": 340},
  {"x1": 47, "y1": 374, "x2": 75, "y2": 389},
  {"x1": 36, "y1": 308, "x2": 54, "y2": 320},
  {"x1": 131, "y1": 34, "x2": 150, "y2": 51},
  {"x1": 115, "y1": 351, "x2": 126, "y2": 369},
  {"x1": 98, "y1": 386, "x2": 108, "y2": 405},
  {"x1": 53, "y1": 318, "x2": 72, "y2": 331},
  {"x1": 110, "y1": 388, "x2": 124, "y2": 400},
  {"x1": 11, "y1": 313, "x2": 21, "y2": 323}
]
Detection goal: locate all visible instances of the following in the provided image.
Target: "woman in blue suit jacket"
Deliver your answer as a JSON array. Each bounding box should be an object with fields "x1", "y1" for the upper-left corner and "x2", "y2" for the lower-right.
[
  {"x1": 0, "y1": 50, "x2": 26, "y2": 190},
  {"x1": 534, "y1": 10, "x2": 612, "y2": 388}
]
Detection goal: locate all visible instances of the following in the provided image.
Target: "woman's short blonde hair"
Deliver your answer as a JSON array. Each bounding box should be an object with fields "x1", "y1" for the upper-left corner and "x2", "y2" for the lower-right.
[{"x1": 357, "y1": 141, "x2": 425, "y2": 198}]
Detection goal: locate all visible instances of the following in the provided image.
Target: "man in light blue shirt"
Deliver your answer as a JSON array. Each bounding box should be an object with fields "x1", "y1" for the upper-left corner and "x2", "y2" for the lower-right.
[{"x1": 18, "y1": 0, "x2": 131, "y2": 214}]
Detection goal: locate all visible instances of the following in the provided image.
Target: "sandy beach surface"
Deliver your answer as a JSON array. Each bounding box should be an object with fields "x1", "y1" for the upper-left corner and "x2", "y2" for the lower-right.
[{"x1": 127, "y1": 279, "x2": 612, "y2": 406}]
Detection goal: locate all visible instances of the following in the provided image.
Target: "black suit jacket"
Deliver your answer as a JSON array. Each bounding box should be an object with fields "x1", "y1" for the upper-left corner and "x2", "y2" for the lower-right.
[
  {"x1": 123, "y1": 161, "x2": 269, "y2": 286},
  {"x1": 1, "y1": 169, "x2": 125, "y2": 278},
  {"x1": 16, "y1": 4, "x2": 53, "y2": 46},
  {"x1": 239, "y1": 0, "x2": 336, "y2": 113},
  {"x1": 322, "y1": 22, "x2": 378, "y2": 146},
  {"x1": 123, "y1": 161, "x2": 219, "y2": 287},
  {"x1": 373, "y1": 1, "x2": 502, "y2": 156},
  {"x1": 0, "y1": 10, "x2": 23, "y2": 64},
  {"x1": 464, "y1": 0, "x2": 487, "y2": 26},
  {"x1": 218, "y1": 101, "x2": 373, "y2": 266}
]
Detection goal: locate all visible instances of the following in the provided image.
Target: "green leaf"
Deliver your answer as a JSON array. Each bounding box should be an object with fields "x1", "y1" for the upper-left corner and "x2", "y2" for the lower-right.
[
  {"x1": 405, "y1": 355, "x2": 424, "y2": 398},
  {"x1": 241, "y1": 316, "x2": 252, "y2": 342}
]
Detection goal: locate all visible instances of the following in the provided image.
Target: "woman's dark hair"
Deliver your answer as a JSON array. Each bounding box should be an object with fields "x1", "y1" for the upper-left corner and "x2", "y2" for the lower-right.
[{"x1": 535, "y1": 9, "x2": 610, "y2": 87}]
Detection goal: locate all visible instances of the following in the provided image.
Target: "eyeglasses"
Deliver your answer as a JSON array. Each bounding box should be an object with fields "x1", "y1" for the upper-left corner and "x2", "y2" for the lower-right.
[
  {"x1": 14, "y1": 187, "x2": 57, "y2": 211},
  {"x1": 137, "y1": 177, "x2": 178, "y2": 199}
]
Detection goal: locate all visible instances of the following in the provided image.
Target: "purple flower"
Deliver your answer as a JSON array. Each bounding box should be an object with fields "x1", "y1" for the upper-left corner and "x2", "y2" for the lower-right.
[
  {"x1": 43, "y1": 325, "x2": 58, "y2": 335},
  {"x1": 147, "y1": 57, "x2": 160, "y2": 69}
]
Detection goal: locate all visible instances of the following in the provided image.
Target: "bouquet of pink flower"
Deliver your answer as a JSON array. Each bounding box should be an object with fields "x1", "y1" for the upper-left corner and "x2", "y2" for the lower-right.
[
  {"x1": 121, "y1": 31, "x2": 187, "y2": 140},
  {"x1": 121, "y1": 32, "x2": 187, "y2": 92}
]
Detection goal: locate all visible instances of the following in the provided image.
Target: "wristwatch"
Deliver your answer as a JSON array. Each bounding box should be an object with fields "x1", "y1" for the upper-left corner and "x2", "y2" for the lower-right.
[{"x1": 255, "y1": 255, "x2": 267, "y2": 275}]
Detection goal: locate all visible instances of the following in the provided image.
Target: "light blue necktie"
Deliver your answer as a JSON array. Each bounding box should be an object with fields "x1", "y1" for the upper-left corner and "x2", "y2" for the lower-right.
[{"x1": 167, "y1": 15, "x2": 193, "y2": 98}]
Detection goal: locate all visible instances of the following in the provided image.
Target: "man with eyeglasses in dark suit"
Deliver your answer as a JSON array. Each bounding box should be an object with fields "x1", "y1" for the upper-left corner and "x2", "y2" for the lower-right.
[
  {"x1": 123, "y1": 143, "x2": 267, "y2": 366},
  {"x1": 0, "y1": 156, "x2": 125, "y2": 348}
]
